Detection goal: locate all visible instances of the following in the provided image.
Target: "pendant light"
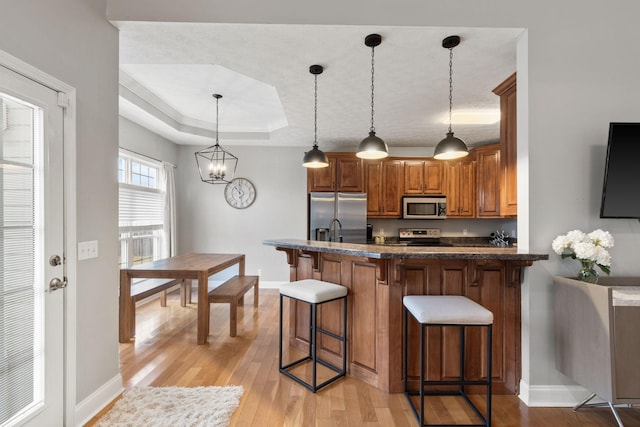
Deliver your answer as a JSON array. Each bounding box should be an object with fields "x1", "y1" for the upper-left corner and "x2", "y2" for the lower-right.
[
  {"x1": 302, "y1": 65, "x2": 330, "y2": 168},
  {"x1": 356, "y1": 33, "x2": 389, "y2": 160},
  {"x1": 194, "y1": 94, "x2": 238, "y2": 184},
  {"x1": 434, "y1": 35, "x2": 469, "y2": 160}
]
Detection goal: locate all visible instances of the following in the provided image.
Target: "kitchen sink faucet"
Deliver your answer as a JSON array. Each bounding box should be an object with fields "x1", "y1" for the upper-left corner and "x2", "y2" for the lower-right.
[{"x1": 329, "y1": 218, "x2": 343, "y2": 242}]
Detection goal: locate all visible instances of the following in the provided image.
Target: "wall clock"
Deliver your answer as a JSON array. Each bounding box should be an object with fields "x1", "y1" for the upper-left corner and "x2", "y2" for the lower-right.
[{"x1": 224, "y1": 177, "x2": 256, "y2": 209}]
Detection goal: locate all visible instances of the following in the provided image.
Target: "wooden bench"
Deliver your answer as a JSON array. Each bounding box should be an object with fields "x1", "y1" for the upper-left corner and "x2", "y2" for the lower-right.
[
  {"x1": 131, "y1": 278, "x2": 189, "y2": 307},
  {"x1": 208, "y1": 275, "x2": 259, "y2": 337},
  {"x1": 121, "y1": 277, "x2": 188, "y2": 340}
]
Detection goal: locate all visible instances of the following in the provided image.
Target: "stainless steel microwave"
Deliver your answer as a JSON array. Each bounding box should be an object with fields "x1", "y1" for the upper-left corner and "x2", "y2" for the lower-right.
[{"x1": 402, "y1": 196, "x2": 447, "y2": 219}]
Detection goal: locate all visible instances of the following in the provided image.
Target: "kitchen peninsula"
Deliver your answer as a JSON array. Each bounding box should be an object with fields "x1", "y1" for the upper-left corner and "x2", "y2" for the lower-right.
[{"x1": 264, "y1": 239, "x2": 547, "y2": 394}]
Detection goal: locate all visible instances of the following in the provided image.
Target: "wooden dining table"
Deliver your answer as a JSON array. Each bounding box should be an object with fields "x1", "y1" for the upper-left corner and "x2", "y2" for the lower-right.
[{"x1": 119, "y1": 253, "x2": 245, "y2": 344}]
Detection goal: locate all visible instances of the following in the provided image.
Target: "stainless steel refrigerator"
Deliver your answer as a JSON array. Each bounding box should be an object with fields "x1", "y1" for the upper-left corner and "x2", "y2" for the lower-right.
[{"x1": 309, "y1": 192, "x2": 367, "y2": 243}]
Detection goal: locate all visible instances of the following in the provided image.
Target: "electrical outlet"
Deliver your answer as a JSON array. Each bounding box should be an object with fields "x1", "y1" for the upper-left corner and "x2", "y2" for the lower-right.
[
  {"x1": 78, "y1": 240, "x2": 98, "y2": 260},
  {"x1": 463, "y1": 228, "x2": 468, "y2": 236},
  {"x1": 257, "y1": 269, "x2": 263, "y2": 277}
]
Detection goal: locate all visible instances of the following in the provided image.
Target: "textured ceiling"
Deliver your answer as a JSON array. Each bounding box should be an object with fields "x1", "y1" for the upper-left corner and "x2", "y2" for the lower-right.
[{"x1": 117, "y1": 22, "x2": 521, "y2": 151}]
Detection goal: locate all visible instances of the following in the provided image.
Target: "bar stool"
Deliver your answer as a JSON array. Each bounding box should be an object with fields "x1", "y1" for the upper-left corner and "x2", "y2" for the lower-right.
[
  {"x1": 279, "y1": 279, "x2": 347, "y2": 392},
  {"x1": 403, "y1": 295, "x2": 493, "y2": 427}
]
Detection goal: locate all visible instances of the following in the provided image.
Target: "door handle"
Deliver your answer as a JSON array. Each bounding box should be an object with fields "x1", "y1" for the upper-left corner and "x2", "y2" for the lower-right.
[{"x1": 49, "y1": 277, "x2": 67, "y2": 291}]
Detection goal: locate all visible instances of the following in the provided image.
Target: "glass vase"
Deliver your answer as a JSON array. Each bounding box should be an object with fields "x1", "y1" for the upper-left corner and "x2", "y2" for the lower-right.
[{"x1": 578, "y1": 261, "x2": 599, "y2": 283}]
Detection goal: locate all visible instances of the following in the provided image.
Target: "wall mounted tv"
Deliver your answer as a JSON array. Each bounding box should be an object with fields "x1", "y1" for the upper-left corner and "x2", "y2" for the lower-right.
[{"x1": 600, "y1": 122, "x2": 640, "y2": 218}]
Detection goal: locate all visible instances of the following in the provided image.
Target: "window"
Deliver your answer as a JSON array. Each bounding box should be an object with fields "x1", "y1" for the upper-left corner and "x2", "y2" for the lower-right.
[{"x1": 118, "y1": 151, "x2": 165, "y2": 268}]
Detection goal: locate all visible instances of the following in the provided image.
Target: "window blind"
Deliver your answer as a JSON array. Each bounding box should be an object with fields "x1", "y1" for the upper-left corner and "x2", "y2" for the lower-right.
[
  {"x1": 1, "y1": 96, "x2": 42, "y2": 425},
  {"x1": 118, "y1": 182, "x2": 164, "y2": 229}
]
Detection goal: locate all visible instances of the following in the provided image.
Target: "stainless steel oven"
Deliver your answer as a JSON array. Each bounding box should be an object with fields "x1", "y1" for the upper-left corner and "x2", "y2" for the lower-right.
[{"x1": 402, "y1": 196, "x2": 447, "y2": 219}]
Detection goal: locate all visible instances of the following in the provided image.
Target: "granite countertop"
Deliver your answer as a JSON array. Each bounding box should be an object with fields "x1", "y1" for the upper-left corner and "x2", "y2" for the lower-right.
[{"x1": 263, "y1": 239, "x2": 548, "y2": 261}]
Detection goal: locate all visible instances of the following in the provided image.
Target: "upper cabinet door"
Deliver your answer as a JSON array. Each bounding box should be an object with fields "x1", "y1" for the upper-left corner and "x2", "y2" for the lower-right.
[
  {"x1": 445, "y1": 158, "x2": 476, "y2": 217},
  {"x1": 365, "y1": 159, "x2": 404, "y2": 217},
  {"x1": 403, "y1": 160, "x2": 445, "y2": 195},
  {"x1": 364, "y1": 160, "x2": 383, "y2": 215},
  {"x1": 493, "y1": 72, "x2": 517, "y2": 217},
  {"x1": 336, "y1": 155, "x2": 363, "y2": 192},
  {"x1": 423, "y1": 160, "x2": 445, "y2": 194},
  {"x1": 476, "y1": 144, "x2": 501, "y2": 217},
  {"x1": 307, "y1": 153, "x2": 363, "y2": 192},
  {"x1": 457, "y1": 160, "x2": 476, "y2": 217},
  {"x1": 403, "y1": 160, "x2": 425, "y2": 194},
  {"x1": 307, "y1": 157, "x2": 337, "y2": 192},
  {"x1": 380, "y1": 160, "x2": 404, "y2": 216}
]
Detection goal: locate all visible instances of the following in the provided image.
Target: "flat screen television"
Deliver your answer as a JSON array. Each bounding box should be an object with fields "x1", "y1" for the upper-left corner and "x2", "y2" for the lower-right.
[{"x1": 600, "y1": 122, "x2": 640, "y2": 218}]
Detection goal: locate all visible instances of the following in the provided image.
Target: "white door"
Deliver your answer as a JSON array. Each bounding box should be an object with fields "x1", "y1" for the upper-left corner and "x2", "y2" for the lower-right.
[{"x1": 0, "y1": 65, "x2": 65, "y2": 426}]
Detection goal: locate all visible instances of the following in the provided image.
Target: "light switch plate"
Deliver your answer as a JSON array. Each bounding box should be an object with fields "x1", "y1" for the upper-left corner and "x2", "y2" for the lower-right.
[{"x1": 78, "y1": 240, "x2": 98, "y2": 260}]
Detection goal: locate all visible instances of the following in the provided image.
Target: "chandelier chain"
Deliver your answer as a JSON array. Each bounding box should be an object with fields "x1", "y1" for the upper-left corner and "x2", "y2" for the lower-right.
[
  {"x1": 370, "y1": 45, "x2": 376, "y2": 133},
  {"x1": 448, "y1": 46, "x2": 454, "y2": 134},
  {"x1": 215, "y1": 95, "x2": 220, "y2": 144},
  {"x1": 314, "y1": 74, "x2": 318, "y2": 145}
]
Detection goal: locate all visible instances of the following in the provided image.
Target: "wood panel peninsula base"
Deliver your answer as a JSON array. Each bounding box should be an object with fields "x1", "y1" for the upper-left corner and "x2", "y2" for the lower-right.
[{"x1": 263, "y1": 239, "x2": 547, "y2": 394}]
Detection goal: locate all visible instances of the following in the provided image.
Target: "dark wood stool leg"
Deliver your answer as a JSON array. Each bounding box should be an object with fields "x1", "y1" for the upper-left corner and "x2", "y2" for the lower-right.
[
  {"x1": 487, "y1": 324, "x2": 492, "y2": 427},
  {"x1": 279, "y1": 294, "x2": 284, "y2": 370}
]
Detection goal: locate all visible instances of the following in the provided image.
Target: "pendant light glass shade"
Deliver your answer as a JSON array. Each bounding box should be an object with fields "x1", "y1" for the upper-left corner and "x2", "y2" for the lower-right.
[
  {"x1": 195, "y1": 94, "x2": 238, "y2": 184},
  {"x1": 303, "y1": 65, "x2": 329, "y2": 168},
  {"x1": 357, "y1": 34, "x2": 388, "y2": 160},
  {"x1": 434, "y1": 35, "x2": 469, "y2": 160}
]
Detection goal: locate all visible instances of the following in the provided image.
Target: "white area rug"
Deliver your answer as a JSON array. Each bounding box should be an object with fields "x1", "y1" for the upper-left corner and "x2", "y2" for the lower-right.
[{"x1": 96, "y1": 386, "x2": 243, "y2": 427}]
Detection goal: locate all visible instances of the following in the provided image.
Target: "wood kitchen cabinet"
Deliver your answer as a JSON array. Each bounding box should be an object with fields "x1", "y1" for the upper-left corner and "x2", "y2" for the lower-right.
[
  {"x1": 364, "y1": 159, "x2": 404, "y2": 217},
  {"x1": 445, "y1": 157, "x2": 476, "y2": 217},
  {"x1": 403, "y1": 159, "x2": 445, "y2": 195},
  {"x1": 493, "y1": 73, "x2": 517, "y2": 217},
  {"x1": 475, "y1": 144, "x2": 501, "y2": 217},
  {"x1": 402, "y1": 258, "x2": 516, "y2": 394},
  {"x1": 275, "y1": 244, "x2": 535, "y2": 394},
  {"x1": 307, "y1": 152, "x2": 363, "y2": 192}
]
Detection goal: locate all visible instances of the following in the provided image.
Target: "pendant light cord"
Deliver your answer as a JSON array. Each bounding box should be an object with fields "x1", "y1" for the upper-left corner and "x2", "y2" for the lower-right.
[
  {"x1": 370, "y1": 45, "x2": 376, "y2": 133},
  {"x1": 448, "y1": 46, "x2": 454, "y2": 134},
  {"x1": 314, "y1": 73, "x2": 318, "y2": 146},
  {"x1": 215, "y1": 95, "x2": 220, "y2": 145}
]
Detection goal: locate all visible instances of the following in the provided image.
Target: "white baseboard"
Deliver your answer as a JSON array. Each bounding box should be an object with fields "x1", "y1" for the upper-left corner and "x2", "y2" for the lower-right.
[
  {"x1": 74, "y1": 374, "x2": 123, "y2": 426},
  {"x1": 258, "y1": 280, "x2": 287, "y2": 289},
  {"x1": 518, "y1": 379, "x2": 604, "y2": 407}
]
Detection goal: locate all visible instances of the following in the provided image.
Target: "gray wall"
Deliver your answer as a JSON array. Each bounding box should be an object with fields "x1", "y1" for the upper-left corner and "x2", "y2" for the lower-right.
[
  {"x1": 119, "y1": 116, "x2": 179, "y2": 165},
  {"x1": 0, "y1": 0, "x2": 120, "y2": 408},
  {"x1": 176, "y1": 145, "x2": 303, "y2": 282}
]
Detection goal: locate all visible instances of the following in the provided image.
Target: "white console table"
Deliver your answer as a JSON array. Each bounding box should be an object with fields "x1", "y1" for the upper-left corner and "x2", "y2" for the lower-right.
[{"x1": 553, "y1": 276, "x2": 640, "y2": 426}]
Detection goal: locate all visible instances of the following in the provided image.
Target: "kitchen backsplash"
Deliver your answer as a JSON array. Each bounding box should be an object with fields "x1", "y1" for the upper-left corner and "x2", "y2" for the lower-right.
[{"x1": 367, "y1": 217, "x2": 517, "y2": 240}]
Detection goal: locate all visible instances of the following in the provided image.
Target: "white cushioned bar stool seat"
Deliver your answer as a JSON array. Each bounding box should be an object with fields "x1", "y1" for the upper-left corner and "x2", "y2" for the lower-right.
[
  {"x1": 403, "y1": 295, "x2": 493, "y2": 325},
  {"x1": 403, "y1": 295, "x2": 494, "y2": 427},
  {"x1": 279, "y1": 279, "x2": 347, "y2": 303},
  {"x1": 279, "y1": 279, "x2": 348, "y2": 392}
]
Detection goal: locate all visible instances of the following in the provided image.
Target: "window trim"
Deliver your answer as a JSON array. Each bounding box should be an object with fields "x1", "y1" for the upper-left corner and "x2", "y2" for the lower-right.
[{"x1": 118, "y1": 149, "x2": 165, "y2": 268}]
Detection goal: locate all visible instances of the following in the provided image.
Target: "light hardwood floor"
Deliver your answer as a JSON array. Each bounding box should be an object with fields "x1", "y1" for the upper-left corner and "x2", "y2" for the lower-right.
[{"x1": 87, "y1": 288, "x2": 640, "y2": 426}]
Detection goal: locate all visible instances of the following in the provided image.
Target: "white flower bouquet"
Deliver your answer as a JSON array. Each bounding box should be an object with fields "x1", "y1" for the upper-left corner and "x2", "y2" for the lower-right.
[{"x1": 551, "y1": 229, "x2": 614, "y2": 282}]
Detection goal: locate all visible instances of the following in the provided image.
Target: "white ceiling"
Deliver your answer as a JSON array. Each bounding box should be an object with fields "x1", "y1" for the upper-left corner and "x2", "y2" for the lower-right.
[{"x1": 117, "y1": 22, "x2": 522, "y2": 151}]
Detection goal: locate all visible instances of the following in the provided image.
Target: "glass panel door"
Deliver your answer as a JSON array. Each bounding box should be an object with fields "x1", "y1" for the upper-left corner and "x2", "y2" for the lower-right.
[{"x1": 0, "y1": 64, "x2": 64, "y2": 426}]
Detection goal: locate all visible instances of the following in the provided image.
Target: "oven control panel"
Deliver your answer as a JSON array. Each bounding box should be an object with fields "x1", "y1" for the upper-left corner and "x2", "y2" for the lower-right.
[{"x1": 399, "y1": 228, "x2": 441, "y2": 239}]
